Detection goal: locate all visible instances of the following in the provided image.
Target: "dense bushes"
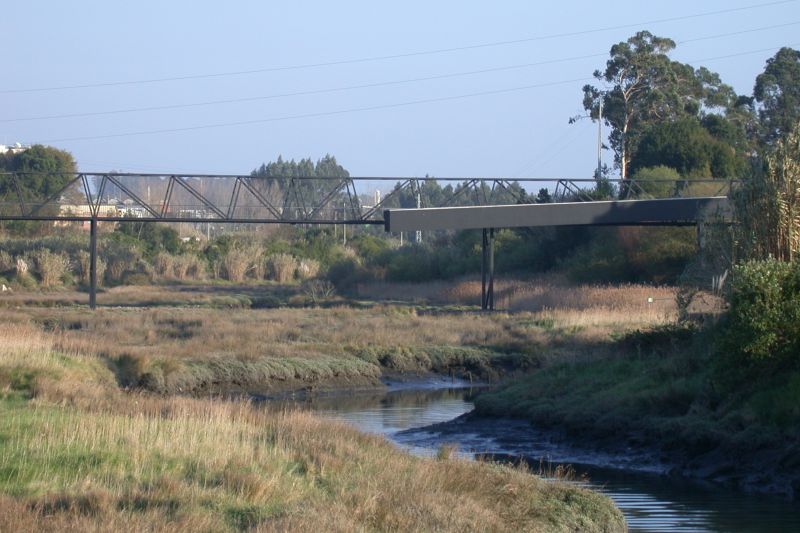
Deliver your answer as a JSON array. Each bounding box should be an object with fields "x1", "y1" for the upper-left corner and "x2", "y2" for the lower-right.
[
  {"x1": 716, "y1": 259, "x2": 800, "y2": 386},
  {"x1": 560, "y1": 227, "x2": 696, "y2": 283}
]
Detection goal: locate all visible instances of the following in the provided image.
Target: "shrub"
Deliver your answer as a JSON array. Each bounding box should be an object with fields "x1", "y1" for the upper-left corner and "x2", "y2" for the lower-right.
[
  {"x1": 326, "y1": 256, "x2": 364, "y2": 291},
  {"x1": 173, "y1": 254, "x2": 206, "y2": 280},
  {"x1": 716, "y1": 259, "x2": 800, "y2": 385},
  {"x1": 268, "y1": 253, "x2": 298, "y2": 283},
  {"x1": 76, "y1": 250, "x2": 107, "y2": 286},
  {"x1": 303, "y1": 279, "x2": 336, "y2": 304},
  {"x1": 0, "y1": 250, "x2": 13, "y2": 273},
  {"x1": 153, "y1": 252, "x2": 175, "y2": 279},
  {"x1": 629, "y1": 166, "x2": 681, "y2": 198},
  {"x1": 103, "y1": 243, "x2": 143, "y2": 284},
  {"x1": 150, "y1": 252, "x2": 205, "y2": 281},
  {"x1": 12, "y1": 270, "x2": 37, "y2": 289},
  {"x1": 221, "y1": 247, "x2": 251, "y2": 282},
  {"x1": 30, "y1": 249, "x2": 71, "y2": 288},
  {"x1": 296, "y1": 258, "x2": 320, "y2": 280},
  {"x1": 15, "y1": 256, "x2": 29, "y2": 276},
  {"x1": 220, "y1": 245, "x2": 262, "y2": 282}
]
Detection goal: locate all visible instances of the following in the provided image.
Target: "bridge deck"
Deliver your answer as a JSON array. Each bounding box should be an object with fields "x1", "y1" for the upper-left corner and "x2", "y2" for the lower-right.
[{"x1": 383, "y1": 196, "x2": 732, "y2": 232}]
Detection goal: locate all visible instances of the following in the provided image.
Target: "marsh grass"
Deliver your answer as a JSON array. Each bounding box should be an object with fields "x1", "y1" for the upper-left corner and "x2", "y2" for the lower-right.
[
  {"x1": 0, "y1": 327, "x2": 625, "y2": 532},
  {"x1": 0, "y1": 280, "x2": 679, "y2": 395}
]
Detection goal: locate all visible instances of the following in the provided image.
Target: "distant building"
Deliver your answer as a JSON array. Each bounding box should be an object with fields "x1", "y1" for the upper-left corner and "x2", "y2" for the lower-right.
[
  {"x1": 59, "y1": 204, "x2": 120, "y2": 218},
  {"x1": 55, "y1": 203, "x2": 121, "y2": 229},
  {"x1": 117, "y1": 199, "x2": 147, "y2": 218},
  {"x1": 0, "y1": 142, "x2": 30, "y2": 155}
]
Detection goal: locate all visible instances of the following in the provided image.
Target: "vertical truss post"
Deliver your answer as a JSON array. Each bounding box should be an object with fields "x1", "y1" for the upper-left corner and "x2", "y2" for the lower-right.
[{"x1": 89, "y1": 216, "x2": 98, "y2": 310}]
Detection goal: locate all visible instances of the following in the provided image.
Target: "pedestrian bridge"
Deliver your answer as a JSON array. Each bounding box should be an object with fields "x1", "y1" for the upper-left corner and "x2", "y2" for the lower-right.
[{"x1": 384, "y1": 196, "x2": 732, "y2": 310}]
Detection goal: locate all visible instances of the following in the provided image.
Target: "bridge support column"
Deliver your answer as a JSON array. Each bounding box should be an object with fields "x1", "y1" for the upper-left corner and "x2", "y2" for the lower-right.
[
  {"x1": 89, "y1": 216, "x2": 97, "y2": 310},
  {"x1": 481, "y1": 228, "x2": 495, "y2": 311}
]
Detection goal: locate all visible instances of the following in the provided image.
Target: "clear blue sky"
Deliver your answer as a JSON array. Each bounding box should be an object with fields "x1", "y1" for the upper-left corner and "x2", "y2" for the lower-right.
[{"x1": 2, "y1": 0, "x2": 798, "y2": 182}]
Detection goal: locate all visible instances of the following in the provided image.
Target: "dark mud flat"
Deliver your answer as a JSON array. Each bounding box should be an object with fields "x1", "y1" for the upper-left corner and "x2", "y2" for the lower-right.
[
  {"x1": 402, "y1": 412, "x2": 800, "y2": 498},
  {"x1": 394, "y1": 413, "x2": 800, "y2": 532},
  {"x1": 395, "y1": 413, "x2": 671, "y2": 473}
]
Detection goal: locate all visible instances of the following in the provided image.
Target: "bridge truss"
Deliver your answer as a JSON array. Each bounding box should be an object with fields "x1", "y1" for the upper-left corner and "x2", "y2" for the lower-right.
[{"x1": 0, "y1": 172, "x2": 735, "y2": 224}]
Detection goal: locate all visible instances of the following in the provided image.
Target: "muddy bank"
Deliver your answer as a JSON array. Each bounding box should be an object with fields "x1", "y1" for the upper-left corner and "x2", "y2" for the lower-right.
[{"x1": 404, "y1": 411, "x2": 800, "y2": 500}]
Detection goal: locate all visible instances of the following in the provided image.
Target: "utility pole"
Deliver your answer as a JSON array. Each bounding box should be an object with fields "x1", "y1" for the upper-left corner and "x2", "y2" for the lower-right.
[
  {"x1": 415, "y1": 190, "x2": 422, "y2": 244},
  {"x1": 596, "y1": 99, "x2": 603, "y2": 180}
]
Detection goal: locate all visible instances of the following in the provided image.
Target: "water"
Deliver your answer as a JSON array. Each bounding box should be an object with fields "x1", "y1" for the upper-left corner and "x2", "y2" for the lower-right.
[{"x1": 268, "y1": 383, "x2": 800, "y2": 532}]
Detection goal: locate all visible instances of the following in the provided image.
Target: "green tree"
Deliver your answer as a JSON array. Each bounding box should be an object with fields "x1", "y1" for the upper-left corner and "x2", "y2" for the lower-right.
[
  {"x1": 250, "y1": 154, "x2": 352, "y2": 219},
  {"x1": 0, "y1": 145, "x2": 78, "y2": 235},
  {"x1": 114, "y1": 221, "x2": 182, "y2": 257},
  {"x1": 631, "y1": 118, "x2": 743, "y2": 178},
  {"x1": 581, "y1": 31, "x2": 736, "y2": 178},
  {"x1": 0, "y1": 145, "x2": 78, "y2": 201},
  {"x1": 754, "y1": 47, "x2": 800, "y2": 144},
  {"x1": 629, "y1": 165, "x2": 682, "y2": 198}
]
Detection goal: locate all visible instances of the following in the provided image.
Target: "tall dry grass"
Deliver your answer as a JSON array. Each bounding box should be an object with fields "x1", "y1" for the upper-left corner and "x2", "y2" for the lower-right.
[{"x1": 360, "y1": 275, "x2": 676, "y2": 314}]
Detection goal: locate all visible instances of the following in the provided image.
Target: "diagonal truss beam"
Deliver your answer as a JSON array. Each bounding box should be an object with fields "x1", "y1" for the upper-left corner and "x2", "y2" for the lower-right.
[
  {"x1": 105, "y1": 174, "x2": 162, "y2": 218},
  {"x1": 171, "y1": 177, "x2": 226, "y2": 219}
]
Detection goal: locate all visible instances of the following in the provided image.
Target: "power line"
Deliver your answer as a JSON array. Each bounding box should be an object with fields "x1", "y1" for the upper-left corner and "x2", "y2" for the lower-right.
[
  {"x1": 4, "y1": 21, "x2": 797, "y2": 124},
  {"x1": 39, "y1": 77, "x2": 593, "y2": 143},
  {"x1": 511, "y1": 127, "x2": 585, "y2": 178},
  {"x1": 38, "y1": 42, "x2": 796, "y2": 144},
  {"x1": 1, "y1": 59, "x2": 606, "y2": 123},
  {"x1": 2, "y1": 0, "x2": 796, "y2": 95}
]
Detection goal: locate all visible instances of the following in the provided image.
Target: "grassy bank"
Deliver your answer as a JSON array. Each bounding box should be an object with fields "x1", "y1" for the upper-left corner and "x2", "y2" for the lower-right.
[
  {"x1": 0, "y1": 321, "x2": 625, "y2": 531},
  {"x1": 0, "y1": 280, "x2": 676, "y2": 396},
  {"x1": 474, "y1": 324, "x2": 800, "y2": 496}
]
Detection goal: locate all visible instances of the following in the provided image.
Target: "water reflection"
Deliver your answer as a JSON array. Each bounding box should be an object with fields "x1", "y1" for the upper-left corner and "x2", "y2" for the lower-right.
[
  {"x1": 270, "y1": 386, "x2": 476, "y2": 439},
  {"x1": 268, "y1": 385, "x2": 800, "y2": 533}
]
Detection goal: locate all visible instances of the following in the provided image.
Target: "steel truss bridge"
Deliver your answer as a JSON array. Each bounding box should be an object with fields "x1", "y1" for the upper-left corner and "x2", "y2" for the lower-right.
[{"x1": 0, "y1": 172, "x2": 738, "y2": 309}]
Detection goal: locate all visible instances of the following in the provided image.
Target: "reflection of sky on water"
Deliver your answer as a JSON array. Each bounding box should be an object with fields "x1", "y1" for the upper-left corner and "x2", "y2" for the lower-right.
[{"x1": 314, "y1": 388, "x2": 475, "y2": 436}]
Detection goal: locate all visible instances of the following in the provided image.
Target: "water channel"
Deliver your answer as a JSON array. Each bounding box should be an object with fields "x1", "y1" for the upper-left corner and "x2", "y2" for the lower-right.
[{"x1": 267, "y1": 380, "x2": 800, "y2": 532}]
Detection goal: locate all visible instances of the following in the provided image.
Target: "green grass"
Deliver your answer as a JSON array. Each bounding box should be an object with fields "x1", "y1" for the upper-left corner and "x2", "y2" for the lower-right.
[{"x1": 475, "y1": 324, "x2": 800, "y2": 465}]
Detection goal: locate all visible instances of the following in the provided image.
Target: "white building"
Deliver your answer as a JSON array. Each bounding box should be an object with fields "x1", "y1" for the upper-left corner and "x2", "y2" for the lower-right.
[{"x1": 0, "y1": 142, "x2": 30, "y2": 155}]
